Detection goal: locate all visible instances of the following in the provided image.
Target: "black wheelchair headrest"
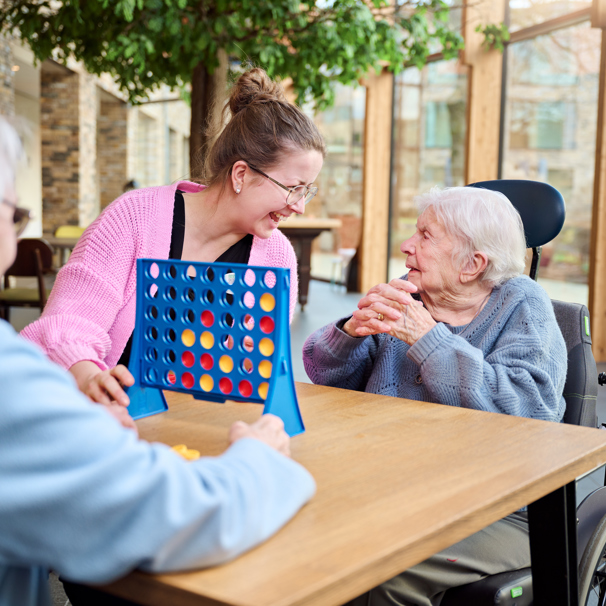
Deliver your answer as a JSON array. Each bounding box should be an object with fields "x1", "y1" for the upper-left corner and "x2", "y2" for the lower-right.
[{"x1": 467, "y1": 179, "x2": 566, "y2": 249}]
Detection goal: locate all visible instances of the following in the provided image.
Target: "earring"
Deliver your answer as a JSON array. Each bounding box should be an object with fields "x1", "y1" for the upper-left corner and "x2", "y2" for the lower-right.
[{"x1": 236, "y1": 188, "x2": 241, "y2": 194}]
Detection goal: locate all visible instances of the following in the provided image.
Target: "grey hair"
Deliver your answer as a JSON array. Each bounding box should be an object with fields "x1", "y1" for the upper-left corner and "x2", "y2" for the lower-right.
[
  {"x1": 0, "y1": 116, "x2": 24, "y2": 199},
  {"x1": 414, "y1": 186, "x2": 527, "y2": 286}
]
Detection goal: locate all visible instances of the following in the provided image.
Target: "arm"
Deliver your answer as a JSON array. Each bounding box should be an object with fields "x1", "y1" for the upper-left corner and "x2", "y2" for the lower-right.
[
  {"x1": 21, "y1": 200, "x2": 140, "y2": 371},
  {"x1": 407, "y1": 298, "x2": 567, "y2": 421},
  {"x1": 302, "y1": 319, "x2": 382, "y2": 391},
  {"x1": 0, "y1": 325, "x2": 315, "y2": 583}
]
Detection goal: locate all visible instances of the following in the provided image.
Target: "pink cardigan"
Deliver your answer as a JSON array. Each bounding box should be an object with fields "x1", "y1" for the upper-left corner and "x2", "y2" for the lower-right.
[{"x1": 22, "y1": 181, "x2": 299, "y2": 371}]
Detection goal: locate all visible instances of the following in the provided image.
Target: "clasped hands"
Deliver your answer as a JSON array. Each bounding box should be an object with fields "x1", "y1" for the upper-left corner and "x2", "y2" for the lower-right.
[{"x1": 342, "y1": 279, "x2": 436, "y2": 345}]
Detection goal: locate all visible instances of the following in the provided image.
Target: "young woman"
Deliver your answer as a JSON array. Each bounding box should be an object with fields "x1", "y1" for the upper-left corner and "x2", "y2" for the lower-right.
[{"x1": 23, "y1": 68, "x2": 325, "y2": 423}]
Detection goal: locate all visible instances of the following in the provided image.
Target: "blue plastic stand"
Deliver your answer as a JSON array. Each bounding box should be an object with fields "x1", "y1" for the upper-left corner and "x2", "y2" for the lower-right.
[{"x1": 125, "y1": 259, "x2": 304, "y2": 436}]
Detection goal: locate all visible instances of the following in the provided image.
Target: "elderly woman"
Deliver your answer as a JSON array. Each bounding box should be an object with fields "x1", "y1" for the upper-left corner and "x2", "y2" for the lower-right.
[{"x1": 303, "y1": 186, "x2": 566, "y2": 606}]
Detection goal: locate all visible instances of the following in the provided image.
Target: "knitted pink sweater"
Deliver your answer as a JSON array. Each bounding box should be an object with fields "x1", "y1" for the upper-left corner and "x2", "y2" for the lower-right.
[{"x1": 22, "y1": 181, "x2": 298, "y2": 371}]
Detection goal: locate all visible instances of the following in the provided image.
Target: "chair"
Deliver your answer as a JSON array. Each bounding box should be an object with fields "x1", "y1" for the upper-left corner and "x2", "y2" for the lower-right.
[
  {"x1": 0, "y1": 238, "x2": 54, "y2": 322},
  {"x1": 54, "y1": 225, "x2": 85, "y2": 239},
  {"x1": 441, "y1": 180, "x2": 600, "y2": 606},
  {"x1": 53, "y1": 225, "x2": 85, "y2": 266},
  {"x1": 330, "y1": 247, "x2": 357, "y2": 288}
]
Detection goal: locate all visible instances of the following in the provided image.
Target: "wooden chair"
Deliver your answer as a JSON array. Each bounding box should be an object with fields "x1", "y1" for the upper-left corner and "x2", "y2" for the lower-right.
[
  {"x1": 0, "y1": 238, "x2": 54, "y2": 322},
  {"x1": 54, "y1": 225, "x2": 85, "y2": 239}
]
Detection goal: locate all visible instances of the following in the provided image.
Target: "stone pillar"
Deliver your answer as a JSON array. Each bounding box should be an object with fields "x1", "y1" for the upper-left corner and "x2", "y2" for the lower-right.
[
  {"x1": 40, "y1": 62, "x2": 100, "y2": 233},
  {"x1": 40, "y1": 62, "x2": 80, "y2": 234},
  {"x1": 78, "y1": 72, "x2": 98, "y2": 226},
  {"x1": 98, "y1": 95, "x2": 128, "y2": 209}
]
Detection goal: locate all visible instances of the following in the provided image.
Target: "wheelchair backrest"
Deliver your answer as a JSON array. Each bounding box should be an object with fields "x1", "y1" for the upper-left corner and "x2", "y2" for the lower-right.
[
  {"x1": 465, "y1": 180, "x2": 596, "y2": 428},
  {"x1": 552, "y1": 300, "x2": 598, "y2": 428}
]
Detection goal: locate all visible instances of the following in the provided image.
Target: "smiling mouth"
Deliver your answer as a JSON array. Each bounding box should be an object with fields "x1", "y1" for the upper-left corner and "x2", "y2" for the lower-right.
[{"x1": 269, "y1": 211, "x2": 289, "y2": 224}]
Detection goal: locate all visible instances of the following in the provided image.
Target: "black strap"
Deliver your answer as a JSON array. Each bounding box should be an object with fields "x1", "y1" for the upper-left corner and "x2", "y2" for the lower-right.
[{"x1": 117, "y1": 191, "x2": 252, "y2": 368}]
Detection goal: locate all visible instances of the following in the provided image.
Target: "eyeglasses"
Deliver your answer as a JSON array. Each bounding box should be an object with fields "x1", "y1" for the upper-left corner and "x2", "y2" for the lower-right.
[
  {"x1": 248, "y1": 164, "x2": 318, "y2": 207},
  {"x1": 2, "y1": 198, "x2": 31, "y2": 237}
]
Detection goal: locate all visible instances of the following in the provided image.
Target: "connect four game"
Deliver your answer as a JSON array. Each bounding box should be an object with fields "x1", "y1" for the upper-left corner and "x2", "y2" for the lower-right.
[{"x1": 125, "y1": 258, "x2": 304, "y2": 436}]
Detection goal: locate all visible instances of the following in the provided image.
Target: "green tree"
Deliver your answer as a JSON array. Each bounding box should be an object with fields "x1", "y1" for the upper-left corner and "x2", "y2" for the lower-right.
[{"x1": 0, "y1": 0, "x2": 466, "y2": 171}]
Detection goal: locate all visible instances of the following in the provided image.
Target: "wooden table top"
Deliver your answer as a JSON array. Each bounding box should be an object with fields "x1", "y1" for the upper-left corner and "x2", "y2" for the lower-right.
[
  {"x1": 42, "y1": 234, "x2": 80, "y2": 248},
  {"x1": 278, "y1": 217, "x2": 342, "y2": 230},
  {"x1": 102, "y1": 383, "x2": 606, "y2": 606}
]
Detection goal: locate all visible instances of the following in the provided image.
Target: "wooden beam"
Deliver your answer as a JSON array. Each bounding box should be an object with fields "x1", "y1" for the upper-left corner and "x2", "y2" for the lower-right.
[
  {"x1": 358, "y1": 68, "x2": 393, "y2": 294},
  {"x1": 589, "y1": 27, "x2": 606, "y2": 361},
  {"x1": 509, "y1": 7, "x2": 590, "y2": 44},
  {"x1": 462, "y1": 0, "x2": 506, "y2": 184},
  {"x1": 592, "y1": 0, "x2": 606, "y2": 28}
]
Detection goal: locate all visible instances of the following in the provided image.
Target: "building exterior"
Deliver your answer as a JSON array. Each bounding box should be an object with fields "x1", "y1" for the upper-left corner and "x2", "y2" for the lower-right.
[{"x1": 5, "y1": 37, "x2": 191, "y2": 238}]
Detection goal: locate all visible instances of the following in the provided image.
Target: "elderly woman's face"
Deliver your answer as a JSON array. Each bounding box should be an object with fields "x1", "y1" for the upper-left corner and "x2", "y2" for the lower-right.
[{"x1": 400, "y1": 207, "x2": 461, "y2": 297}]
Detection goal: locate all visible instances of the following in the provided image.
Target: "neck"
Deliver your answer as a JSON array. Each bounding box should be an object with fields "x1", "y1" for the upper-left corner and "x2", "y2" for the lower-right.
[
  {"x1": 421, "y1": 284, "x2": 493, "y2": 326},
  {"x1": 182, "y1": 187, "x2": 246, "y2": 252}
]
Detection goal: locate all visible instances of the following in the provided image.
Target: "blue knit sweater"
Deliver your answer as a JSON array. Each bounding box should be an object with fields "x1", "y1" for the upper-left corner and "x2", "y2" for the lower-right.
[{"x1": 303, "y1": 275, "x2": 566, "y2": 421}]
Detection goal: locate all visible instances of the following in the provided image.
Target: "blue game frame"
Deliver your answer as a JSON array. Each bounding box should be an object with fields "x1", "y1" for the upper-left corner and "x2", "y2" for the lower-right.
[{"x1": 125, "y1": 258, "x2": 305, "y2": 436}]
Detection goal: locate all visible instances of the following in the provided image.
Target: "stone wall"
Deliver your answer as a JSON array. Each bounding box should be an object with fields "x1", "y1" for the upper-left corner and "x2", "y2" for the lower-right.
[
  {"x1": 40, "y1": 63, "x2": 80, "y2": 233},
  {"x1": 98, "y1": 96, "x2": 127, "y2": 208}
]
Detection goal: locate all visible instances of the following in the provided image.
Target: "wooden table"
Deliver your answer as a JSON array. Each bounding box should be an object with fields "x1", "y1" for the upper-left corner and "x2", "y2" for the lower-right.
[
  {"x1": 43, "y1": 235, "x2": 80, "y2": 267},
  {"x1": 279, "y1": 218, "x2": 342, "y2": 310},
  {"x1": 100, "y1": 384, "x2": 606, "y2": 606}
]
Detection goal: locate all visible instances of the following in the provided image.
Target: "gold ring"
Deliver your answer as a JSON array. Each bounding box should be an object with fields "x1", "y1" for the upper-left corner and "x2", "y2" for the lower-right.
[{"x1": 377, "y1": 313, "x2": 384, "y2": 321}]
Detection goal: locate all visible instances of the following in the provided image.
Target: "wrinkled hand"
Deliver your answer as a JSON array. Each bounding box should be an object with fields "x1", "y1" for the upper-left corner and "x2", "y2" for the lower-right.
[
  {"x1": 343, "y1": 279, "x2": 436, "y2": 345},
  {"x1": 229, "y1": 414, "x2": 291, "y2": 457},
  {"x1": 343, "y1": 279, "x2": 417, "y2": 334},
  {"x1": 388, "y1": 298, "x2": 437, "y2": 345}
]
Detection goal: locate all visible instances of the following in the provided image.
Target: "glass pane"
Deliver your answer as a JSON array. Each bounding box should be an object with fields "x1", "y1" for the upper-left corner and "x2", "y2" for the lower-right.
[
  {"x1": 389, "y1": 60, "x2": 468, "y2": 281},
  {"x1": 304, "y1": 84, "x2": 366, "y2": 282},
  {"x1": 509, "y1": 0, "x2": 591, "y2": 33},
  {"x1": 501, "y1": 22, "x2": 600, "y2": 303}
]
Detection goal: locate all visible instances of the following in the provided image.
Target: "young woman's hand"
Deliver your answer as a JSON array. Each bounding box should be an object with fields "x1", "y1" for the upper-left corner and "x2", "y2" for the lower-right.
[{"x1": 69, "y1": 361, "x2": 137, "y2": 431}]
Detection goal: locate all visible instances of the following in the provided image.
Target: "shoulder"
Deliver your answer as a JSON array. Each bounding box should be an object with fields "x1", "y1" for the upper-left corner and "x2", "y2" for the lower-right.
[
  {"x1": 72, "y1": 184, "x2": 181, "y2": 263},
  {"x1": 99, "y1": 184, "x2": 177, "y2": 224},
  {"x1": 498, "y1": 275, "x2": 552, "y2": 310},
  {"x1": 493, "y1": 276, "x2": 560, "y2": 335}
]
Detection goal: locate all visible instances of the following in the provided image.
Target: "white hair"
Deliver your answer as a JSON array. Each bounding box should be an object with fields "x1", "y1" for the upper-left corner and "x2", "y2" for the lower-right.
[
  {"x1": 414, "y1": 186, "x2": 527, "y2": 286},
  {"x1": 0, "y1": 116, "x2": 24, "y2": 199}
]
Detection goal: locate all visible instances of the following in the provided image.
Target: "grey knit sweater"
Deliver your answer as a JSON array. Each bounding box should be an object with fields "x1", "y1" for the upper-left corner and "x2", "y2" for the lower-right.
[{"x1": 303, "y1": 275, "x2": 566, "y2": 421}]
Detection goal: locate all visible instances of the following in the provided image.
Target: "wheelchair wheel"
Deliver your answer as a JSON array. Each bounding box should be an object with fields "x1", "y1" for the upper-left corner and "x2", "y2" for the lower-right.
[{"x1": 579, "y1": 513, "x2": 606, "y2": 605}]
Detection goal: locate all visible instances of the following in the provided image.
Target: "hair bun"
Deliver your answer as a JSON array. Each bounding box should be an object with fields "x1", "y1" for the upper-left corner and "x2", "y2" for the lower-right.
[{"x1": 229, "y1": 67, "x2": 288, "y2": 115}]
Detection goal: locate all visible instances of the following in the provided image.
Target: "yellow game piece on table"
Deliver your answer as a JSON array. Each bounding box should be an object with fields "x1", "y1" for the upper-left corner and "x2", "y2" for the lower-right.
[{"x1": 171, "y1": 444, "x2": 201, "y2": 461}]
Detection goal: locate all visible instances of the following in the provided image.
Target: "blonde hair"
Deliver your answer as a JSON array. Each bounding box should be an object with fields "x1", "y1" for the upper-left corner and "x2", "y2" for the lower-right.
[{"x1": 196, "y1": 68, "x2": 326, "y2": 187}]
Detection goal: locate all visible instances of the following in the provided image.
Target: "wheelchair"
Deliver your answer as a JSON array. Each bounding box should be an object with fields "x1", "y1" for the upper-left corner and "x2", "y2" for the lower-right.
[{"x1": 438, "y1": 180, "x2": 604, "y2": 606}]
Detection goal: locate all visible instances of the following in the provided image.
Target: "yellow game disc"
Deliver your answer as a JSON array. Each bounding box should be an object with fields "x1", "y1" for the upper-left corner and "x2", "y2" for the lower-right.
[
  {"x1": 258, "y1": 382, "x2": 269, "y2": 399},
  {"x1": 171, "y1": 444, "x2": 200, "y2": 461},
  {"x1": 200, "y1": 374, "x2": 214, "y2": 392},
  {"x1": 200, "y1": 331, "x2": 214, "y2": 349},
  {"x1": 258, "y1": 360, "x2": 272, "y2": 379},
  {"x1": 259, "y1": 338, "x2": 274, "y2": 357},
  {"x1": 259, "y1": 293, "x2": 276, "y2": 312},
  {"x1": 219, "y1": 355, "x2": 234, "y2": 373},
  {"x1": 181, "y1": 328, "x2": 195, "y2": 347}
]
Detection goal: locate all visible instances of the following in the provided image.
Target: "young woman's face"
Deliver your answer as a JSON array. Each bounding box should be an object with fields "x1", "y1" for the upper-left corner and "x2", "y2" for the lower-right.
[{"x1": 238, "y1": 149, "x2": 324, "y2": 239}]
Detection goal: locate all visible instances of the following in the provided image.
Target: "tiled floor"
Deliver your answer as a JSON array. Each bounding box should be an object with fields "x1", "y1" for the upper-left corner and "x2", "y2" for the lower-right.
[{"x1": 7, "y1": 276, "x2": 606, "y2": 605}]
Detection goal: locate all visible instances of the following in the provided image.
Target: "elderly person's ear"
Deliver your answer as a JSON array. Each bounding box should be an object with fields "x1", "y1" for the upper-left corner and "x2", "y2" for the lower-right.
[{"x1": 460, "y1": 251, "x2": 489, "y2": 284}]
